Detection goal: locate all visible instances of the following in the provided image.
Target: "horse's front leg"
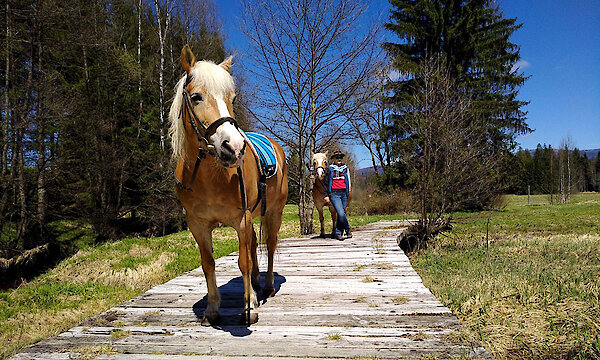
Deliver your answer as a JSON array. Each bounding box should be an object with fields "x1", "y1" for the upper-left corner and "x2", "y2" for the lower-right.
[
  {"x1": 329, "y1": 204, "x2": 337, "y2": 238},
  {"x1": 317, "y1": 204, "x2": 326, "y2": 237},
  {"x1": 238, "y1": 210, "x2": 258, "y2": 325},
  {"x1": 187, "y1": 218, "x2": 220, "y2": 326}
]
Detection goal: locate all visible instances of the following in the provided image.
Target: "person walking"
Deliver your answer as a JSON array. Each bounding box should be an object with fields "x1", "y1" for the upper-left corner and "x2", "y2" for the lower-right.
[{"x1": 323, "y1": 150, "x2": 352, "y2": 240}]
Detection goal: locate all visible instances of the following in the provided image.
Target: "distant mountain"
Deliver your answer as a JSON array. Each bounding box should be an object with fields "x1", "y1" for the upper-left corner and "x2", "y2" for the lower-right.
[
  {"x1": 582, "y1": 149, "x2": 600, "y2": 159},
  {"x1": 525, "y1": 148, "x2": 599, "y2": 159}
]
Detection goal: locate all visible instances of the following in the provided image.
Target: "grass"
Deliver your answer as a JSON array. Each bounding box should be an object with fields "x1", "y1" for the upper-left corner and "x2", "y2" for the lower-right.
[
  {"x1": 326, "y1": 333, "x2": 343, "y2": 340},
  {"x1": 0, "y1": 204, "x2": 398, "y2": 359},
  {"x1": 410, "y1": 193, "x2": 600, "y2": 360}
]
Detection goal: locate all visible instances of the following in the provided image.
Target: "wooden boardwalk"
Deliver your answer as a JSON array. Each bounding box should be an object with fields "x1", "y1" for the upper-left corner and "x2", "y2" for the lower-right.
[{"x1": 12, "y1": 220, "x2": 489, "y2": 359}]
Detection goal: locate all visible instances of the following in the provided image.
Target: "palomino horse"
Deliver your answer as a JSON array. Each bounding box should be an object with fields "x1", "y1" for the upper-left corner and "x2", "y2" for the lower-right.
[
  {"x1": 311, "y1": 152, "x2": 352, "y2": 237},
  {"x1": 169, "y1": 45, "x2": 288, "y2": 325}
]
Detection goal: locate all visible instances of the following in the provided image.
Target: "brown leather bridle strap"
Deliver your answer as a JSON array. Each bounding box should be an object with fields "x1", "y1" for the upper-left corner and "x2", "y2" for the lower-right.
[{"x1": 176, "y1": 80, "x2": 239, "y2": 192}]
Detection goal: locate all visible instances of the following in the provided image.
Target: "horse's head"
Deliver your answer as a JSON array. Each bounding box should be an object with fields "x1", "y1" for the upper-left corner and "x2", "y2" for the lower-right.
[
  {"x1": 311, "y1": 151, "x2": 329, "y2": 181},
  {"x1": 169, "y1": 45, "x2": 245, "y2": 168}
]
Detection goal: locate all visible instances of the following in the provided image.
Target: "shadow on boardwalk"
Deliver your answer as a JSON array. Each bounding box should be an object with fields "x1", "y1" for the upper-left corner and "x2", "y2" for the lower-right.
[{"x1": 192, "y1": 272, "x2": 286, "y2": 337}]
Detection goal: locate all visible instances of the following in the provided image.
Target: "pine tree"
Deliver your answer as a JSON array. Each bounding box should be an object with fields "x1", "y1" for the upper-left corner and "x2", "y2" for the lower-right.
[{"x1": 384, "y1": 0, "x2": 530, "y2": 152}]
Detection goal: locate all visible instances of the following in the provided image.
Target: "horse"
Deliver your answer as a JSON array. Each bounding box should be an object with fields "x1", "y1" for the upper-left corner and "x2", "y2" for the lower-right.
[
  {"x1": 168, "y1": 45, "x2": 288, "y2": 325},
  {"x1": 311, "y1": 152, "x2": 352, "y2": 238}
]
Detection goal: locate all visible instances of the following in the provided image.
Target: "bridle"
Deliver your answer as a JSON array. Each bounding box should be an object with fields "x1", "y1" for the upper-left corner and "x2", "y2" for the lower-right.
[
  {"x1": 175, "y1": 74, "x2": 265, "y2": 217},
  {"x1": 311, "y1": 163, "x2": 327, "y2": 196},
  {"x1": 179, "y1": 75, "x2": 240, "y2": 155},
  {"x1": 175, "y1": 74, "x2": 242, "y2": 192}
]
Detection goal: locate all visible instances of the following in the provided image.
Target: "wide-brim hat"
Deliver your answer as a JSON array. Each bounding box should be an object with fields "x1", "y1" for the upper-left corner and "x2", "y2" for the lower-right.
[{"x1": 331, "y1": 150, "x2": 345, "y2": 159}]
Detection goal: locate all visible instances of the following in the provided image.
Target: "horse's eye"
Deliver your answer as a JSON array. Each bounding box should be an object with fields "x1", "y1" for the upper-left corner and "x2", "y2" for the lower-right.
[
  {"x1": 324, "y1": 161, "x2": 328, "y2": 166},
  {"x1": 232, "y1": 95, "x2": 237, "y2": 105},
  {"x1": 191, "y1": 93, "x2": 203, "y2": 102}
]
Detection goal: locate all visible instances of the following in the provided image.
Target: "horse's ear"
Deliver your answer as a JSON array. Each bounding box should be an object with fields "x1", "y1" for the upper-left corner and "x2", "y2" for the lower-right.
[
  {"x1": 311, "y1": 151, "x2": 314, "y2": 158},
  {"x1": 181, "y1": 45, "x2": 196, "y2": 74},
  {"x1": 219, "y1": 56, "x2": 233, "y2": 73},
  {"x1": 324, "y1": 150, "x2": 328, "y2": 156}
]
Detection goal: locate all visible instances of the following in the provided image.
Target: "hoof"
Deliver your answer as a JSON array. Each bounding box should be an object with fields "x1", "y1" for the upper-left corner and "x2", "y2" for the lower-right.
[
  {"x1": 319, "y1": 232, "x2": 326, "y2": 238},
  {"x1": 262, "y1": 287, "x2": 276, "y2": 298},
  {"x1": 201, "y1": 312, "x2": 221, "y2": 326},
  {"x1": 240, "y1": 309, "x2": 259, "y2": 325}
]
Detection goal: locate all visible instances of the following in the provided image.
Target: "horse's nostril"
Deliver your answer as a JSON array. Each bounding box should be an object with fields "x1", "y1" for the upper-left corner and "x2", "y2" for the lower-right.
[{"x1": 222, "y1": 140, "x2": 234, "y2": 154}]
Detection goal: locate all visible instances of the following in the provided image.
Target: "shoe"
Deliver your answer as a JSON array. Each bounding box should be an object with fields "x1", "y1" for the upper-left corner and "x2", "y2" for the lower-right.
[
  {"x1": 345, "y1": 229, "x2": 352, "y2": 238},
  {"x1": 335, "y1": 233, "x2": 344, "y2": 240}
]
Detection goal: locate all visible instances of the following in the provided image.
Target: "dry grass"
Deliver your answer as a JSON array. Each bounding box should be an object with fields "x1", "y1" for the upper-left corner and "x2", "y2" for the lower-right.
[
  {"x1": 392, "y1": 296, "x2": 409, "y2": 304},
  {"x1": 110, "y1": 329, "x2": 131, "y2": 339},
  {"x1": 66, "y1": 345, "x2": 118, "y2": 359},
  {"x1": 407, "y1": 332, "x2": 434, "y2": 341},
  {"x1": 411, "y1": 194, "x2": 600, "y2": 360},
  {"x1": 350, "y1": 187, "x2": 414, "y2": 215},
  {"x1": 353, "y1": 264, "x2": 367, "y2": 271},
  {"x1": 50, "y1": 251, "x2": 175, "y2": 290},
  {"x1": 374, "y1": 262, "x2": 394, "y2": 270}
]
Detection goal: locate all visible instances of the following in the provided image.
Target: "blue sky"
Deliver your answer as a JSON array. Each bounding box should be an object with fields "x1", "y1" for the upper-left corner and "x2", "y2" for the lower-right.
[{"x1": 216, "y1": 0, "x2": 600, "y2": 167}]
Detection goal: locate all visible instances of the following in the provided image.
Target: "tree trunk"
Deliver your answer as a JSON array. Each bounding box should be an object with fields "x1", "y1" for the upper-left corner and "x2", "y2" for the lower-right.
[
  {"x1": 36, "y1": 38, "x2": 46, "y2": 232},
  {"x1": 294, "y1": 0, "x2": 313, "y2": 235},
  {"x1": 566, "y1": 148, "x2": 571, "y2": 201},
  {"x1": 154, "y1": 0, "x2": 167, "y2": 152},
  {"x1": 16, "y1": 126, "x2": 26, "y2": 246},
  {"x1": 16, "y1": 39, "x2": 35, "y2": 246},
  {"x1": 137, "y1": 0, "x2": 143, "y2": 138},
  {"x1": 298, "y1": 174, "x2": 314, "y2": 235},
  {"x1": 2, "y1": 0, "x2": 10, "y2": 176}
]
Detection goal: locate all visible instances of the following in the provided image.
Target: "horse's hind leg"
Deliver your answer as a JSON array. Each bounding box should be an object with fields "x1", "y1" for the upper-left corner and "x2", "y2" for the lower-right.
[
  {"x1": 251, "y1": 226, "x2": 260, "y2": 291},
  {"x1": 262, "y1": 208, "x2": 282, "y2": 297},
  {"x1": 187, "y1": 218, "x2": 220, "y2": 326}
]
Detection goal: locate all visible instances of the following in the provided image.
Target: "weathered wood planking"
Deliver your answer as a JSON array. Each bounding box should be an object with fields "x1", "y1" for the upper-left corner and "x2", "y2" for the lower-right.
[{"x1": 11, "y1": 220, "x2": 490, "y2": 359}]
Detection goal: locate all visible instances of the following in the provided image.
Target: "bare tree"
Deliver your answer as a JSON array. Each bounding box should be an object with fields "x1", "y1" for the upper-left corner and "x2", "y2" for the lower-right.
[
  {"x1": 242, "y1": 0, "x2": 380, "y2": 234},
  {"x1": 396, "y1": 58, "x2": 503, "y2": 249},
  {"x1": 350, "y1": 63, "x2": 394, "y2": 174},
  {"x1": 154, "y1": 0, "x2": 174, "y2": 152},
  {"x1": 559, "y1": 136, "x2": 575, "y2": 203},
  {"x1": 137, "y1": 0, "x2": 143, "y2": 138},
  {"x1": 1, "y1": 0, "x2": 9, "y2": 176}
]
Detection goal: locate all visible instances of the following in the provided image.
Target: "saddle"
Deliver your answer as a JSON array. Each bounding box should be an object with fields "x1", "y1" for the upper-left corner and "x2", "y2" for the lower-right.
[
  {"x1": 243, "y1": 132, "x2": 278, "y2": 179},
  {"x1": 239, "y1": 131, "x2": 279, "y2": 216}
]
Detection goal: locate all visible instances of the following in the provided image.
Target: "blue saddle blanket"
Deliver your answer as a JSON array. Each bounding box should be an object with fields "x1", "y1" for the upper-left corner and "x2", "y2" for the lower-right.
[{"x1": 244, "y1": 132, "x2": 278, "y2": 178}]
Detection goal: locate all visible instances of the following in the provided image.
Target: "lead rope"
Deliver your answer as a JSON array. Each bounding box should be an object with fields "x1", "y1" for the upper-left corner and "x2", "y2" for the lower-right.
[{"x1": 237, "y1": 159, "x2": 252, "y2": 325}]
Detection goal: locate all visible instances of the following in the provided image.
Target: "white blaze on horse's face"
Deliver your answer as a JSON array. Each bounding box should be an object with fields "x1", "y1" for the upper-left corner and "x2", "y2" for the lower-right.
[
  {"x1": 312, "y1": 152, "x2": 328, "y2": 181},
  {"x1": 187, "y1": 57, "x2": 245, "y2": 168}
]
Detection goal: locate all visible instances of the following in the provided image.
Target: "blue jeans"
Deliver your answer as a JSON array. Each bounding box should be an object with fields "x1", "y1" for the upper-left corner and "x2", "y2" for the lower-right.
[{"x1": 330, "y1": 190, "x2": 349, "y2": 236}]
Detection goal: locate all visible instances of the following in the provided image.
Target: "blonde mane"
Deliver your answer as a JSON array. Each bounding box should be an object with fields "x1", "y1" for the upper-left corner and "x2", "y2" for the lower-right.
[{"x1": 168, "y1": 60, "x2": 236, "y2": 160}]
